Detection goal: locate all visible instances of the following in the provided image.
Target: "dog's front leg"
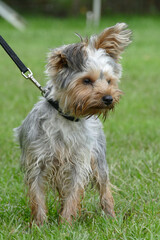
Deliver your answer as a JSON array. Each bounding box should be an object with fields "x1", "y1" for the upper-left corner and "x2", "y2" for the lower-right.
[
  {"x1": 91, "y1": 156, "x2": 116, "y2": 218},
  {"x1": 56, "y1": 164, "x2": 84, "y2": 224},
  {"x1": 27, "y1": 167, "x2": 48, "y2": 226},
  {"x1": 59, "y1": 186, "x2": 83, "y2": 224}
]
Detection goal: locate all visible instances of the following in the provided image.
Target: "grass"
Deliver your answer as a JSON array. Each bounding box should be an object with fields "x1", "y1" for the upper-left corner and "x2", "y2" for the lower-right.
[{"x1": 0, "y1": 14, "x2": 160, "y2": 239}]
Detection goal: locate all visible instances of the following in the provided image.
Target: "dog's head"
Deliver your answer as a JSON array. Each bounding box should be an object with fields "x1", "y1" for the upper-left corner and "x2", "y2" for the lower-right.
[{"x1": 46, "y1": 23, "x2": 132, "y2": 118}]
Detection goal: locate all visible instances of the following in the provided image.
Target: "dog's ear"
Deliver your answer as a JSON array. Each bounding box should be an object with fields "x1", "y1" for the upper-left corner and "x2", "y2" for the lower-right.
[
  {"x1": 47, "y1": 50, "x2": 68, "y2": 73},
  {"x1": 92, "y1": 23, "x2": 132, "y2": 61},
  {"x1": 47, "y1": 43, "x2": 86, "y2": 73}
]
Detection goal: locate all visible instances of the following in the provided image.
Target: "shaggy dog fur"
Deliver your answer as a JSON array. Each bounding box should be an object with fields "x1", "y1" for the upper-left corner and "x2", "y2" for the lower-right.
[{"x1": 15, "y1": 23, "x2": 132, "y2": 225}]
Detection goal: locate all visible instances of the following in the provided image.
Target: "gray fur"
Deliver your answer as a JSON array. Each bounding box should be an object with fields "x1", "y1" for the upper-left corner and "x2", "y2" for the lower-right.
[
  {"x1": 14, "y1": 23, "x2": 132, "y2": 224},
  {"x1": 15, "y1": 98, "x2": 109, "y2": 223}
]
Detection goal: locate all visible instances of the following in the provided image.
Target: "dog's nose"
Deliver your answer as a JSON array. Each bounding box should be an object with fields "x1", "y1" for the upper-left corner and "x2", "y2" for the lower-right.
[{"x1": 102, "y1": 95, "x2": 113, "y2": 105}]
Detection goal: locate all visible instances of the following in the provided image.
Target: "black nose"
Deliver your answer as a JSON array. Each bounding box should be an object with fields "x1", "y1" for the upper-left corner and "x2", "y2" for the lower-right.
[{"x1": 102, "y1": 95, "x2": 113, "y2": 105}]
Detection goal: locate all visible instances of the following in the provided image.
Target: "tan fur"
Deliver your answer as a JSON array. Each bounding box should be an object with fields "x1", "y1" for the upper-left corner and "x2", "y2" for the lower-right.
[
  {"x1": 93, "y1": 23, "x2": 132, "y2": 61},
  {"x1": 29, "y1": 182, "x2": 47, "y2": 225},
  {"x1": 58, "y1": 74, "x2": 123, "y2": 118},
  {"x1": 91, "y1": 157, "x2": 115, "y2": 218},
  {"x1": 60, "y1": 187, "x2": 84, "y2": 224}
]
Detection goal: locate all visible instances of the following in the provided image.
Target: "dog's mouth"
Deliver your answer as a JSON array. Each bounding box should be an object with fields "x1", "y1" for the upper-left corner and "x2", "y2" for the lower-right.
[
  {"x1": 62, "y1": 90, "x2": 122, "y2": 119},
  {"x1": 71, "y1": 101, "x2": 116, "y2": 119},
  {"x1": 89, "y1": 104, "x2": 114, "y2": 110}
]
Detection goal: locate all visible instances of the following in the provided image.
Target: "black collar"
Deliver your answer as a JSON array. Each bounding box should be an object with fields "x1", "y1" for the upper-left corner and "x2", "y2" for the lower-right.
[{"x1": 47, "y1": 99, "x2": 80, "y2": 122}]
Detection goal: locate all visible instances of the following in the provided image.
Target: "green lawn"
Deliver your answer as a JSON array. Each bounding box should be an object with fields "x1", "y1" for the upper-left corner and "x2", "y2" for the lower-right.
[{"x1": 0, "y1": 15, "x2": 160, "y2": 239}]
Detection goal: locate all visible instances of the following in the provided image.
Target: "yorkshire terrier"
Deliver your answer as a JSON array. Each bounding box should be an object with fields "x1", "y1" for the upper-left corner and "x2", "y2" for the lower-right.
[{"x1": 15, "y1": 23, "x2": 132, "y2": 225}]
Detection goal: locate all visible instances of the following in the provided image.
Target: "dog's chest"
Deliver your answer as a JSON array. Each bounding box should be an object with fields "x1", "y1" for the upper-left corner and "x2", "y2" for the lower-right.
[
  {"x1": 47, "y1": 117, "x2": 100, "y2": 163},
  {"x1": 56, "y1": 120, "x2": 95, "y2": 150}
]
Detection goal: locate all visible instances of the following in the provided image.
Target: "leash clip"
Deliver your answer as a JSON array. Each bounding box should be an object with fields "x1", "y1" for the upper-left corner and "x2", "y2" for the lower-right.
[
  {"x1": 22, "y1": 68, "x2": 45, "y2": 96},
  {"x1": 21, "y1": 68, "x2": 33, "y2": 79}
]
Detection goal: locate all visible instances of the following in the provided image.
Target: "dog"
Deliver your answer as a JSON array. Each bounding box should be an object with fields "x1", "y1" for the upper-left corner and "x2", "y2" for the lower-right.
[{"x1": 15, "y1": 23, "x2": 132, "y2": 225}]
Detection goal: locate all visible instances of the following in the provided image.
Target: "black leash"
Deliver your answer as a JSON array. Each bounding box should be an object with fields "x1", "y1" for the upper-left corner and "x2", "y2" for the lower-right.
[
  {"x1": 0, "y1": 35, "x2": 45, "y2": 95},
  {"x1": 0, "y1": 36, "x2": 79, "y2": 122}
]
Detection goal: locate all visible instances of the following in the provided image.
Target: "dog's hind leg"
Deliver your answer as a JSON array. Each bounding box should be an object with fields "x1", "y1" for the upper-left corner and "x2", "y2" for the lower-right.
[{"x1": 91, "y1": 156, "x2": 116, "y2": 218}]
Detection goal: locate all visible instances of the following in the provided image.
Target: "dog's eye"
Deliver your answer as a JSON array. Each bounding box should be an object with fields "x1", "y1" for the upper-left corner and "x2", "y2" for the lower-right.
[
  {"x1": 83, "y1": 78, "x2": 92, "y2": 85},
  {"x1": 107, "y1": 80, "x2": 111, "y2": 84}
]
